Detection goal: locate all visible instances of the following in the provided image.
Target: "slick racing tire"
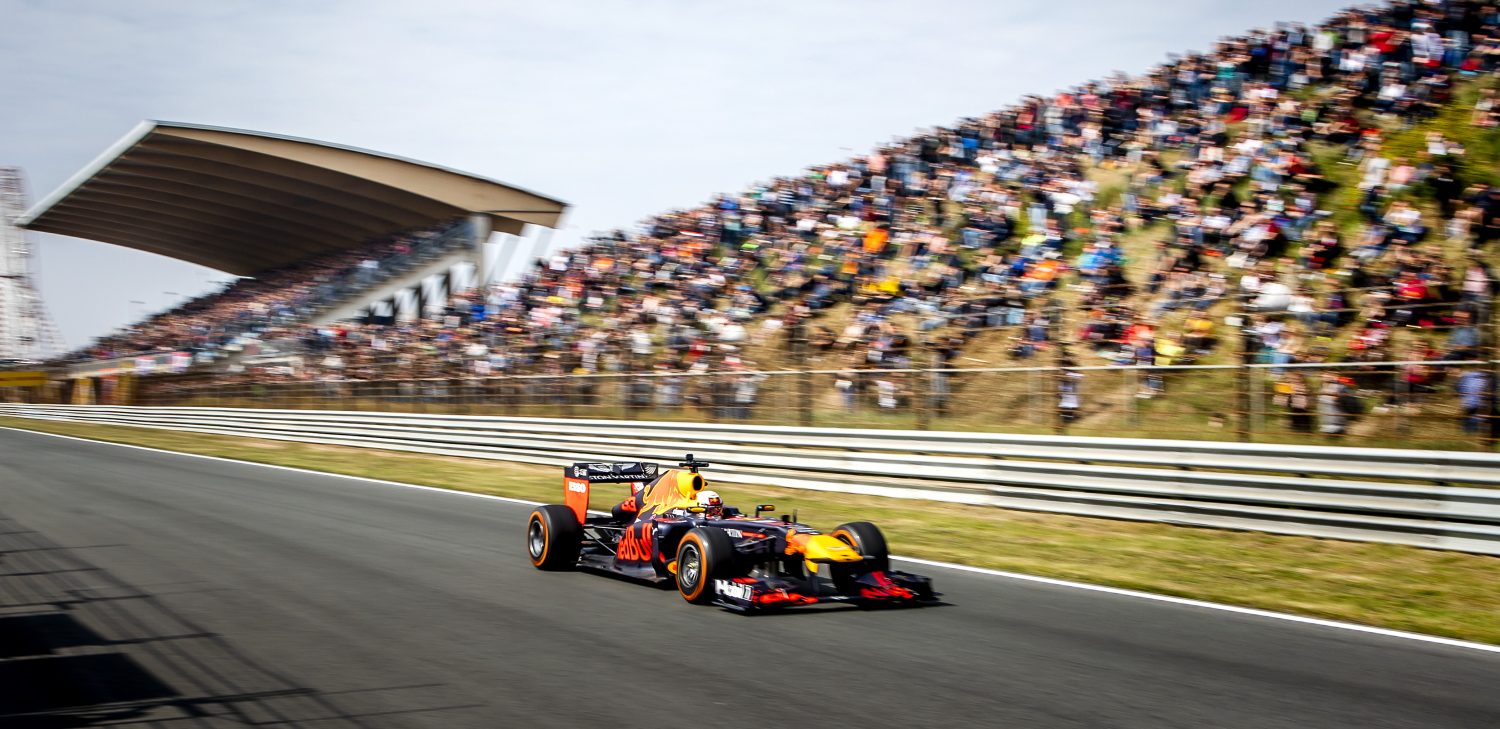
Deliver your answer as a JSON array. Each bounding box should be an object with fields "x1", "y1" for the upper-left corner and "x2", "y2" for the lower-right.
[
  {"x1": 832, "y1": 522, "x2": 890, "y2": 571},
  {"x1": 830, "y1": 521, "x2": 890, "y2": 592},
  {"x1": 527, "y1": 505, "x2": 582, "y2": 571},
  {"x1": 675, "y1": 527, "x2": 736, "y2": 604}
]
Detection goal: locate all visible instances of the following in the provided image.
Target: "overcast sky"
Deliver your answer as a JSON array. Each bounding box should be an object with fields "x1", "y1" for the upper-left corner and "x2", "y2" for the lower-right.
[{"x1": 1, "y1": 0, "x2": 1353, "y2": 348}]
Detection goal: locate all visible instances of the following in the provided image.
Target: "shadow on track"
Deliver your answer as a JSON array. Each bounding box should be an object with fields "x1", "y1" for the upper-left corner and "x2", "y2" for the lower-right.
[
  {"x1": 574, "y1": 564, "x2": 953, "y2": 616},
  {"x1": 0, "y1": 514, "x2": 479, "y2": 728}
]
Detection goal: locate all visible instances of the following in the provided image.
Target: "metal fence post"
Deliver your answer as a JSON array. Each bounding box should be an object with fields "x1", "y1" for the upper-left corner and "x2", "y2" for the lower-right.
[
  {"x1": 703, "y1": 374, "x2": 718, "y2": 424},
  {"x1": 1029, "y1": 367, "x2": 1040, "y2": 425},
  {"x1": 1250, "y1": 367, "x2": 1264, "y2": 437},
  {"x1": 792, "y1": 323, "x2": 813, "y2": 428},
  {"x1": 915, "y1": 342, "x2": 932, "y2": 431},
  {"x1": 1489, "y1": 288, "x2": 1499, "y2": 450},
  {"x1": 1052, "y1": 365, "x2": 1065, "y2": 435},
  {"x1": 1237, "y1": 326, "x2": 1253, "y2": 443},
  {"x1": 1395, "y1": 373, "x2": 1409, "y2": 437},
  {"x1": 623, "y1": 371, "x2": 638, "y2": 421}
]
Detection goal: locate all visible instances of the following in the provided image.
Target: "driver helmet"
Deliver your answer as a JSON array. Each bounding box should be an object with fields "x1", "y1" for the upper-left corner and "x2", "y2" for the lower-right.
[{"x1": 696, "y1": 490, "x2": 724, "y2": 518}]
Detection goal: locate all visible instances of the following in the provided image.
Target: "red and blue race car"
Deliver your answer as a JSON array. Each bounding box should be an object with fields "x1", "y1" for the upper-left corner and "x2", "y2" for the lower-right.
[{"x1": 525, "y1": 455, "x2": 936, "y2": 611}]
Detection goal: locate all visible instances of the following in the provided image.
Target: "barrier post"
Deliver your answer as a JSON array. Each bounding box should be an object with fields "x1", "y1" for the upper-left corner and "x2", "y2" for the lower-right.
[
  {"x1": 1052, "y1": 365, "x2": 1066, "y2": 435},
  {"x1": 1250, "y1": 366, "x2": 1264, "y2": 437},
  {"x1": 1488, "y1": 287, "x2": 1499, "y2": 450},
  {"x1": 1052, "y1": 315, "x2": 1067, "y2": 435},
  {"x1": 791, "y1": 319, "x2": 813, "y2": 427},
  {"x1": 702, "y1": 373, "x2": 718, "y2": 424},
  {"x1": 1394, "y1": 370, "x2": 1409, "y2": 437},
  {"x1": 1237, "y1": 323, "x2": 1253, "y2": 443},
  {"x1": 622, "y1": 370, "x2": 638, "y2": 420},
  {"x1": 1029, "y1": 367, "x2": 1041, "y2": 425},
  {"x1": 914, "y1": 341, "x2": 931, "y2": 431}
]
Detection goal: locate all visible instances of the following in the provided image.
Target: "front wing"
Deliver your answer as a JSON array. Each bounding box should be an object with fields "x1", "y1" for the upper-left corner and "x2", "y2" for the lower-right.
[{"x1": 709, "y1": 570, "x2": 938, "y2": 612}]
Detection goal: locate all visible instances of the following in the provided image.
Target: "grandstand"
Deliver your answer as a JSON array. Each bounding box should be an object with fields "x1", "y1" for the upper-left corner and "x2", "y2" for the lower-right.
[{"x1": 15, "y1": 121, "x2": 567, "y2": 400}]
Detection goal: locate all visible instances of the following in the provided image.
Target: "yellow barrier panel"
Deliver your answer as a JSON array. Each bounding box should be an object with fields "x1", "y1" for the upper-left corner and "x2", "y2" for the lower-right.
[{"x1": 0, "y1": 371, "x2": 49, "y2": 387}]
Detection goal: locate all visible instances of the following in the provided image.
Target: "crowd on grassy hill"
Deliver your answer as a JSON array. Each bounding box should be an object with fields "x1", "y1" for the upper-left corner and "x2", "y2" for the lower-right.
[{"x1": 115, "y1": 1, "x2": 1500, "y2": 434}]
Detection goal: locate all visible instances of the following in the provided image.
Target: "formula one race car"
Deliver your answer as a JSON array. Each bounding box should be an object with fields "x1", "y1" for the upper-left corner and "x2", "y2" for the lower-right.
[{"x1": 525, "y1": 454, "x2": 936, "y2": 611}]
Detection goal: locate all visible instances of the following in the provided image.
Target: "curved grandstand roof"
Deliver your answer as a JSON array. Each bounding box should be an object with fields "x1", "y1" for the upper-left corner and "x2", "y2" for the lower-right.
[{"x1": 17, "y1": 121, "x2": 569, "y2": 275}]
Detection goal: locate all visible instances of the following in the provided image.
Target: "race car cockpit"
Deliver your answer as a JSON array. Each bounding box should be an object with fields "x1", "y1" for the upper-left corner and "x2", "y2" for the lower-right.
[{"x1": 605, "y1": 454, "x2": 741, "y2": 523}]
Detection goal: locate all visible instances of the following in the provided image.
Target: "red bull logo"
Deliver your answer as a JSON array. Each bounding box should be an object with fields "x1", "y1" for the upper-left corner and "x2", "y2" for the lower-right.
[
  {"x1": 617, "y1": 522, "x2": 654, "y2": 562},
  {"x1": 632, "y1": 469, "x2": 700, "y2": 520}
]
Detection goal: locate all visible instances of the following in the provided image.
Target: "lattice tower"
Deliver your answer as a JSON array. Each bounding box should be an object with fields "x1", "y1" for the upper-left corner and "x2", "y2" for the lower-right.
[{"x1": 0, "y1": 167, "x2": 63, "y2": 362}]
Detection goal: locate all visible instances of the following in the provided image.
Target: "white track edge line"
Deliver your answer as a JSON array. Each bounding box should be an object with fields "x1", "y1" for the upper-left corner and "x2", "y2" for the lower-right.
[
  {"x1": 888, "y1": 556, "x2": 1500, "y2": 654},
  {"x1": 4, "y1": 424, "x2": 1498, "y2": 655}
]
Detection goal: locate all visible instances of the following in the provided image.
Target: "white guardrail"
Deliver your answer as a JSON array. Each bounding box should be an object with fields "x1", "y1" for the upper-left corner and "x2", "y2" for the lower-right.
[{"x1": 3, "y1": 404, "x2": 1500, "y2": 556}]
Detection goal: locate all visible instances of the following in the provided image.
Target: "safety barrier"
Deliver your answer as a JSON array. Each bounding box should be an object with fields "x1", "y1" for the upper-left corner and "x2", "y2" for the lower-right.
[{"x1": 3, "y1": 404, "x2": 1499, "y2": 556}]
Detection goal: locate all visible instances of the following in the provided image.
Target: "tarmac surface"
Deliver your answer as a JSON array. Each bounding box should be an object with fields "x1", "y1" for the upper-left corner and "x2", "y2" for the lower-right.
[{"x1": 1, "y1": 426, "x2": 1497, "y2": 728}]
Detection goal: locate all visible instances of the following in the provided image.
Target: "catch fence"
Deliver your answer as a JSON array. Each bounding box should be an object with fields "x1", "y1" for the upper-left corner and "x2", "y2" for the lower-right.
[{"x1": 110, "y1": 359, "x2": 1495, "y2": 451}]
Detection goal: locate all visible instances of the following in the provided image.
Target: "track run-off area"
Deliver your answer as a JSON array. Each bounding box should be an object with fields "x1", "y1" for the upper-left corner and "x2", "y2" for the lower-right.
[{"x1": 1, "y1": 427, "x2": 1498, "y2": 728}]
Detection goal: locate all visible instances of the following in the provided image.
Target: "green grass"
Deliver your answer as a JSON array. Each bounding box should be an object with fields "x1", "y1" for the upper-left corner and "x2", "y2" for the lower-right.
[
  {"x1": 4, "y1": 415, "x2": 1498, "y2": 644},
  {"x1": 1383, "y1": 77, "x2": 1500, "y2": 191}
]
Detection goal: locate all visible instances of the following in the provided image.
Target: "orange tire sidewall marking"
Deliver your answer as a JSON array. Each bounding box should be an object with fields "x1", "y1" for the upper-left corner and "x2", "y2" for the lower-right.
[
  {"x1": 530, "y1": 513, "x2": 548, "y2": 566},
  {"x1": 680, "y1": 534, "x2": 706, "y2": 601}
]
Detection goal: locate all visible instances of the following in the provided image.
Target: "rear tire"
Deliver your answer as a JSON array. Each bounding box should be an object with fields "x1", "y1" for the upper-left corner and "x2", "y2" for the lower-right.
[
  {"x1": 675, "y1": 527, "x2": 737, "y2": 604},
  {"x1": 527, "y1": 505, "x2": 582, "y2": 571},
  {"x1": 831, "y1": 521, "x2": 890, "y2": 592}
]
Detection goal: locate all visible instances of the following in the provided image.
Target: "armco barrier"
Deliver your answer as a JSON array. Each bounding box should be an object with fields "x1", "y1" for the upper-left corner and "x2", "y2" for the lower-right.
[{"x1": 3, "y1": 404, "x2": 1500, "y2": 556}]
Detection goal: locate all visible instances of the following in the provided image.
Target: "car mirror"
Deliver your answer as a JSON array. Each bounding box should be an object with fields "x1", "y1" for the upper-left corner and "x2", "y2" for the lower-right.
[
  {"x1": 687, "y1": 506, "x2": 707, "y2": 514},
  {"x1": 755, "y1": 504, "x2": 775, "y2": 514}
]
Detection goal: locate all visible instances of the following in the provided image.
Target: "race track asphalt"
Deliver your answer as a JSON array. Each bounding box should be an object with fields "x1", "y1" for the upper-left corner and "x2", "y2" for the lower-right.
[{"x1": 1, "y1": 426, "x2": 1497, "y2": 728}]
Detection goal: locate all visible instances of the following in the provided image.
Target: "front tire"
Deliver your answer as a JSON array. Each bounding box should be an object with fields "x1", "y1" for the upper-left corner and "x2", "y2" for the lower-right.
[
  {"x1": 831, "y1": 521, "x2": 890, "y2": 592},
  {"x1": 527, "y1": 505, "x2": 582, "y2": 570},
  {"x1": 675, "y1": 527, "x2": 737, "y2": 604}
]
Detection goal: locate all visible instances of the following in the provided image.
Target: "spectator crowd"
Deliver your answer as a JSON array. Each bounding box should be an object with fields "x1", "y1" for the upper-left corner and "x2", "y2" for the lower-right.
[{"x1": 81, "y1": 1, "x2": 1500, "y2": 437}]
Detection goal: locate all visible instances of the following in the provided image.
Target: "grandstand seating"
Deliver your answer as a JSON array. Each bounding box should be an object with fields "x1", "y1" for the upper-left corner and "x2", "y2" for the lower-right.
[{"x1": 58, "y1": 220, "x2": 474, "y2": 366}]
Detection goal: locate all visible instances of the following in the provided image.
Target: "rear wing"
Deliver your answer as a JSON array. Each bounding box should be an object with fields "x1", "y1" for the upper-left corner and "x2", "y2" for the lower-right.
[{"x1": 563, "y1": 462, "x2": 660, "y2": 523}]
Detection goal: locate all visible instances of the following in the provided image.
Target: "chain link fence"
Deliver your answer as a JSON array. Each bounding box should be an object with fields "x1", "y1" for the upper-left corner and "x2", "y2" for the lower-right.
[{"x1": 68, "y1": 358, "x2": 1485, "y2": 451}]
